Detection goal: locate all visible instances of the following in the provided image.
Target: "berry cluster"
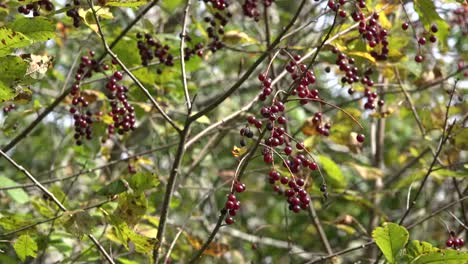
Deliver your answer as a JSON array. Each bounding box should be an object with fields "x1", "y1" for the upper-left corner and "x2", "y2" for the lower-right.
[
  {"x1": 327, "y1": 0, "x2": 367, "y2": 17},
  {"x1": 17, "y1": 0, "x2": 54, "y2": 16},
  {"x1": 223, "y1": 182, "x2": 245, "y2": 225},
  {"x1": 66, "y1": 0, "x2": 82, "y2": 28},
  {"x1": 242, "y1": 0, "x2": 274, "y2": 21},
  {"x1": 69, "y1": 53, "x2": 100, "y2": 145},
  {"x1": 450, "y1": 6, "x2": 467, "y2": 35},
  {"x1": 105, "y1": 71, "x2": 136, "y2": 136},
  {"x1": 446, "y1": 231, "x2": 465, "y2": 250},
  {"x1": 330, "y1": 47, "x2": 384, "y2": 110},
  {"x1": 402, "y1": 22, "x2": 439, "y2": 63},
  {"x1": 3, "y1": 104, "x2": 15, "y2": 114},
  {"x1": 268, "y1": 170, "x2": 311, "y2": 213},
  {"x1": 354, "y1": 12, "x2": 390, "y2": 61},
  {"x1": 135, "y1": 32, "x2": 175, "y2": 73},
  {"x1": 204, "y1": 12, "x2": 230, "y2": 53},
  {"x1": 203, "y1": 0, "x2": 229, "y2": 11}
]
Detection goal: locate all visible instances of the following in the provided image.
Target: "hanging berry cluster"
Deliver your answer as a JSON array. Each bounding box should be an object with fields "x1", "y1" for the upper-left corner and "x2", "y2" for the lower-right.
[
  {"x1": 135, "y1": 32, "x2": 175, "y2": 73},
  {"x1": 69, "y1": 52, "x2": 102, "y2": 145},
  {"x1": 268, "y1": 169, "x2": 312, "y2": 213},
  {"x1": 65, "y1": 0, "x2": 82, "y2": 28},
  {"x1": 446, "y1": 231, "x2": 465, "y2": 250},
  {"x1": 3, "y1": 104, "x2": 15, "y2": 114},
  {"x1": 242, "y1": 0, "x2": 274, "y2": 21},
  {"x1": 203, "y1": 12, "x2": 230, "y2": 53},
  {"x1": 330, "y1": 47, "x2": 384, "y2": 110},
  {"x1": 402, "y1": 22, "x2": 439, "y2": 63},
  {"x1": 106, "y1": 71, "x2": 136, "y2": 136},
  {"x1": 17, "y1": 0, "x2": 54, "y2": 16},
  {"x1": 355, "y1": 12, "x2": 389, "y2": 61},
  {"x1": 223, "y1": 182, "x2": 245, "y2": 225}
]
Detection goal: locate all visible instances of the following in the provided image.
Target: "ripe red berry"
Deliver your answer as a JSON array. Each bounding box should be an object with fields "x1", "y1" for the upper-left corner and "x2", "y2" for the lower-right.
[
  {"x1": 415, "y1": 55, "x2": 424, "y2": 63},
  {"x1": 446, "y1": 239, "x2": 454, "y2": 247},
  {"x1": 235, "y1": 182, "x2": 246, "y2": 193},
  {"x1": 225, "y1": 216, "x2": 234, "y2": 225},
  {"x1": 431, "y1": 24, "x2": 438, "y2": 33},
  {"x1": 356, "y1": 133, "x2": 365, "y2": 143},
  {"x1": 309, "y1": 162, "x2": 317, "y2": 170},
  {"x1": 402, "y1": 22, "x2": 409, "y2": 30},
  {"x1": 418, "y1": 37, "x2": 426, "y2": 45}
]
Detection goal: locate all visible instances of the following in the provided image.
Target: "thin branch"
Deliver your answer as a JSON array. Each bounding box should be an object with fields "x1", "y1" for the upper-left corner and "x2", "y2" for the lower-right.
[
  {"x1": 0, "y1": 143, "x2": 176, "y2": 191},
  {"x1": 307, "y1": 203, "x2": 333, "y2": 254},
  {"x1": 89, "y1": 1, "x2": 181, "y2": 133},
  {"x1": 398, "y1": 82, "x2": 458, "y2": 225},
  {"x1": 180, "y1": 0, "x2": 192, "y2": 111},
  {"x1": 395, "y1": 67, "x2": 426, "y2": 136},
  {"x1": 0, "y1": 150, "x2": 115, "y2": 263}
]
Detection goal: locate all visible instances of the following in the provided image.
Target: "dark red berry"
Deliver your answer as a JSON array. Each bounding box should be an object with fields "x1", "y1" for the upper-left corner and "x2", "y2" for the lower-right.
[{"x1": 356, "y1": 133, "x2": 365, "y2": 143}]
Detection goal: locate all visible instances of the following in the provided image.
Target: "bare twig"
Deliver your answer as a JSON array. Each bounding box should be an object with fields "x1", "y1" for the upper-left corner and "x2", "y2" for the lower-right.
[{"x1": 180, "y1": 0, "x2": 192, "y2": 110}]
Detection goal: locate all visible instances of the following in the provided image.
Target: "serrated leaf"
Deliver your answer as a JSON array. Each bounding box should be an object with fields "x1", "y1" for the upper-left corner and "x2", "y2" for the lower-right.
[
  {"x1": 0, "y1": 176, "x2": 29, "y2": 204},
  {"x1": 13, "y1": 234, "x2": 38, "y2": 261},
  {"x1": 106, "y1": 0, "x2": 149, "y2": 7},
  {"x1": 410, "y1": 249, "x2": 468, "y2": 264},
  {"x1": 8, "y1": 17, "x2": 55, "y2": 42},
  {"x1": 0, "y1": 56, "x2": 28, "y2": 85},
  {"x1": 372, "y1": 222, "x2": 409, "y2": 264},
  {"x1": 62, "y1": 210, "x2": 95, "y2": 238},
  {"x1": 127, "y1": 172, "x2": 159, "y2": 193},
  {"x1": 317, "y1": 155, "x2": 347, "y2": 188},
  {"x1": 0, "y1": 27, "x2": 32, "y2": 57},
  {"x1": 0, "y1": 81, "x2": 15, "y2": 102},
  {"x1": 113, "y1": 193, "x2": 147, "y2": 226},
  {"x1": 78, "y1": 8, "x2": 114, "y2": 33},
  {"x1": 405, "y1": 240, "x2": 438, "y2": 261}
]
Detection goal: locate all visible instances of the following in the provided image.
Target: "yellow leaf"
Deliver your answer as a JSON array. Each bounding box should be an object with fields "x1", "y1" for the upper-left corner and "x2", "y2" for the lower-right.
[
  {"x1": 222, "y1": 30, "x2": 257, "y2": 45},
  {"x1": 231, "y1": 145, "x2": 247, "y2": 157},
  {"x1": 348, "y1": 51, "x2": 376, "y2": 63},
  {"x1": 348, "y1": 163, "x2": 384, "y2": 180},
  {"x1": 370, "y1": 108, "x2": 395, "y2": 118},
  {"x1": 184, "y1": 232, "x2": 229, "y2": 257}
]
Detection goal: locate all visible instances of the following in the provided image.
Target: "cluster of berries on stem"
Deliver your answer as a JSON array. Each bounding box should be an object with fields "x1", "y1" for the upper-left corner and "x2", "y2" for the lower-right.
[
  {"x1": 223, "y1": 182, "x2": 245, "y2": 225},
  {"x1": 18, "y1": 0, "x2": 54, "y2": 16},
  {"x1": 136, "y1": 32, "x2": 174, "y2": 71},
  {"x1": 3, "y1": 104, "x2": 15, "y2": 114},
  {"x1": 65, "y1": 0, "x2": 82, "y2": 28},
  {"x1": 242, "y1": 0, "x2": 274, "y2": 21},
  {"x1": 446, "y1": 231, "x2": 465, "y2": 250},
  {"x1": 402, "y1": 21, "x2": 439, "y2": 63}
]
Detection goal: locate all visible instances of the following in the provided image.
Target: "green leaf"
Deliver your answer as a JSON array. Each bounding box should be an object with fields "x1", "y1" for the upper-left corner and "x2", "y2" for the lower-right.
[
  {"x1": 0, "y1": 80, "x2": 15, "y2": 102},
  {"x1": 0, "y1": 56, "x2": 28, "y2": 85},
  {"x1": 372, "y1": 222, "x2": 409, "y2": 263},
  {"x1": 161, "y1": 0, "x2": 182, "y2": 12},
  {"x1": 0, "y1": 213, "x2": 34, "y2": 231},
  {"x1": 0, "y1": 27, "x2": 32, "y2": 57},
  {"x1": 8, "y1": 17, "x2": 55, "y2": 42},
  {"x1": 117, "y1": 258, "x2": 141, "y2": 264},
  {"x1": 106, "y1": 0, "x2": 150, "y2": 7},
  {"x1": 62, "y1": 210, "x2": 95, "y2": 238},
  {"x1": 128, "y1": 172, "x2": 159, "y2": 193},
  {"x1": 108, "y1": 215, "x2": 158, "y2": 255},
  {"x1": 410, "y1": 249, "x2": 468, "y2": 264},
  {"x1": 405, "y1": 240, "x2": 438, "y2": 262},
  {"x1": 97, "y1": 178, "x2": 129, "y2": 196},
  {"x1": 113, "y1": 193, "x2": 147, "y2": 226},
  {"x1": 0, "y1": 176, "x2": 29, "y2": 204},
  {"x1": 317, "y1": 155, "x2": 347, "y2": 188},
  {"x1": 13, "y1": 234, "x2": 38, "y2": 262}
]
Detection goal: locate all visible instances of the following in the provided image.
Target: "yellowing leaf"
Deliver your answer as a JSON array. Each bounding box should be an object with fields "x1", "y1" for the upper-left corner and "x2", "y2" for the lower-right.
[
  {"x1": 348, "y1": 51, "x2": 376, "y2": 63},
  {"x1": 349, "y1": 163, "x2": 384, "y2": 180},
  {"x1": 370, "y1": 108, "x2": 395, "y2": 119},
  {"x1": 78, "y1": 8, "x2": 114, "y2": 33},
  {"x1": 231, "y1": 145, "x2": 247, "y2": 157},
  {"x1": 184, "y1": 232, "x2": 229, "y2": 257},
  {"x1": 222, "y1": 30, "x2": 257, "y2": 45}
]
